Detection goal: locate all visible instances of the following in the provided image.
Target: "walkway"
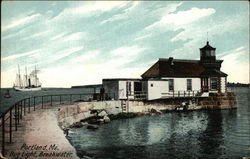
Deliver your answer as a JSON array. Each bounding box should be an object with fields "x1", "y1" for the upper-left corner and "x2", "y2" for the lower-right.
[{"x1": 4, "y1": 106, "x2": 79, "y2": 159}]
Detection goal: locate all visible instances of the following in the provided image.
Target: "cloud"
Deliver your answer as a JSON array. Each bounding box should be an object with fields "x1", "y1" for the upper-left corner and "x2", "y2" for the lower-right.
[
  {"x1": 2, "y1": 13, "x2": 42, "y2": 32},
  {"x1": 101, "y1": 1, "x2": 140, "y2": 24},
  {"x1": 1, "y1": 50, "x2": 40, "y2": 61},
  {"x1": 221, "y1": 46, "x2": 249, "y2": 83},
  {"x1": 63, "y1": 32, "x2": 85, "y2": 42},
  {"x1": 22, "y1": 30, "x2": 51, "y2": 41},
  {"x1": 50, "y1": 32, "x2": 67, "y2": 41},
  {"x1": 169, "y1": 9, "x2": 247, "y2": 59},
  {"x1": 111, "y1": 45, "x2": 145, "y2": 57},
  {"x1": 217, "y1": 46, "x2": 245, "y2": 58},
  {"x1": 145, "y1": 7, "x2": 215, "y2": 31},
  {"x1": 134, "y1": 34, "x2": 152, "y2": 41},
  {"x1": 164, "y1": 2, "x2": 183, "y2": 14},
  {"x1": 52, "y1": 1, "x2": 130, "y2": 22},
  {"x1": 52, "y1": 46, "x2": 84, "y2": 61},
  {"x1": 104, "y1": 45, "x2": 146, "y2": 68},
  {"x1": 2, "y1": 25, "x2": 31, "y2": 40},
  {"x1": 74, "y1": 50, "x2": 100, "y2": 63},
  {"x1": 69, "y1": 1, "x2": 129, "y2": 15},
  {"x1": 133, "y1": 2, "x2": 184, "y2": 41}
]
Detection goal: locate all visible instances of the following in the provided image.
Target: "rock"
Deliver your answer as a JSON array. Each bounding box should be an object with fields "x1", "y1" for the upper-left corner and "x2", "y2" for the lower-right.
[
  {"x1": 150, "y1": 108, "x2": 162, "y2": 114},
  {"x1": 87, "y1": 124, "x2": 99, "y2": 130},
  {"x1": 103, "y1": 115, "x2": 110, "y2": 123},
  {"x1": 97, "y1": 118, "x2": 105, "y2": 124},
  {"x1": 81, "y1": 122, "x2": 88, "y2": 126},
  {"x1": 70, "y1": 122, "x2": 84, "y2": 128},
  {"x1": 90, "y1": 109, "x2": 98, "y2": 114},
  {"x1": 98, "y1": 110, "x2": 108, "y2": 117}
]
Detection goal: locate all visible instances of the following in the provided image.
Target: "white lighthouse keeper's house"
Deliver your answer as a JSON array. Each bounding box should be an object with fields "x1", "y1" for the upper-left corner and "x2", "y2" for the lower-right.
[
  {"x1": 141, "y1": 41, "x2": 228, "y2": 100},
  {"x1": 102, "y1": 41, "x2": 228, "y2": 101}
]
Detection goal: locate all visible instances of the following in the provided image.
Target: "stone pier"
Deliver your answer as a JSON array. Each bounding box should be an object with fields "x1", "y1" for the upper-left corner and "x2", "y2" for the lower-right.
[{"x1": 4, "y1": 106, "x2": 79, "y2": 159}]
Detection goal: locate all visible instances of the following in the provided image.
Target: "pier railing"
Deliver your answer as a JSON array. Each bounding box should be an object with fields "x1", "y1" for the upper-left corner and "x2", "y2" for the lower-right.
[
  {"x1": 161, "y1": 90, "x2": 201, "y2": 98},
  {"x1": 0, "y1": 92, "x2": 115, "y2": 156}
]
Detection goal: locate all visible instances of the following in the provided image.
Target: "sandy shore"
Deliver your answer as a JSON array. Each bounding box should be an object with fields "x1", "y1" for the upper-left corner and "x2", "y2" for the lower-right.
[{"x1": 4, "y1": 106, "x2": 79, "y2": 159}]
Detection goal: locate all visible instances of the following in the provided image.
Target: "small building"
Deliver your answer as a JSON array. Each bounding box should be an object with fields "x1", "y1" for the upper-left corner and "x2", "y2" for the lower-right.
[
  {"x1": 103, "y1": 41, "x2": 228, "y2": 101},
  {"x1": 102, "y1": 78, "x2": 146, "y2": 100}
]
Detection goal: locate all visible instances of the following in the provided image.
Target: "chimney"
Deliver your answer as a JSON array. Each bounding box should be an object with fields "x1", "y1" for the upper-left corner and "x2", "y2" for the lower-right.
[{"x1": 169, "y1": 57, "x2": 174, "y2": 65}]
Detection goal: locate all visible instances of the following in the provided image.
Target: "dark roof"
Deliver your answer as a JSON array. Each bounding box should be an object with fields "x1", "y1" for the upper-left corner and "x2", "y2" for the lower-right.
[
  {"x1": 200, "y1": 41, "x2": 216, "y2": 50},
  {"x1": 141, "y1": 58, "x2": 227, "y2": 78},
  {"x1": 200, "y1": 69, "x2": 227, "y2": 77},
  {"x1": 103, "y1": 78, "x2": 141, "y2": 81}
]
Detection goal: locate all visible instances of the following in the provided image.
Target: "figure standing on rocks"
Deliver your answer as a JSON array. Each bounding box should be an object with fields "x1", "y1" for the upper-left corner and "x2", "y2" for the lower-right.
[
  {"x1": 64, "y1": 128, "x2": 69, "y2": 137},
  {"x1": 100, "y1": 87, "x2": 105, "y2": 101}
]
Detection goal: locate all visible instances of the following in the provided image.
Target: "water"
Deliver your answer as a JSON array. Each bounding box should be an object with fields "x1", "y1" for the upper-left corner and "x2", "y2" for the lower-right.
[
  {"x1": 67, "y1": 87, "x2": 250, "y2": 159},
  {"x1": 0, "y1": 87, "x2": 95, "y2": 115},
  {"x1": 1, "y1": 87, "x2": 249, "y2": 158}
]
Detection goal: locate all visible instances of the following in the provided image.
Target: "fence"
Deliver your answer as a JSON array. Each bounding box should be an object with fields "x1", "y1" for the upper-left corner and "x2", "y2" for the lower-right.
[
  {"x1": 0, "y1": 92, "x2": 115, "y2": 156},
  {"x1": 161, "y1": 90, "x2": 201, "y2": 98}
]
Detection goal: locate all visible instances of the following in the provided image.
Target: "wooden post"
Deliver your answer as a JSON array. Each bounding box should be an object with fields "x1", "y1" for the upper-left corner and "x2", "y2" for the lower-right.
[
  {"x1": 24, "y1": 99, "x2": 26, "y2": 116},
  {"x1": 2, "y1": 114, "x2": 5, "y2": 156},
  {"x1": 28, "y1": 98, "x2": 30, "y2": 113},
  {"x1": 20, "y1": 101, "x2": 22, "y2": 119},
  {"x1": 17, "y1": 103, "x2": 20, "y2": 124},
  {"x1": 15, "y1": 104, "x2": 17, "y2": 131},
  {"x1": 50, "y1": 95, "x2": 52, "y2": 106},
  {"x1": 184, "y1": 91, "x2": 185, "y2": 97},
  {"x1": 42, "y1": 96, "x2": 44, "y2": 109},
  {"x1": 33, "y1": 97, "x2": 36, "y2": 111},
  {"x1": 9, "y1": 109, "x2": 12, "y2": 143},
  {"x1": 178, "y1": 91, "x2": 180, "y2": 97},
  {"x1": 193, "y1": 91, "x2": 194, "y2": 97}
]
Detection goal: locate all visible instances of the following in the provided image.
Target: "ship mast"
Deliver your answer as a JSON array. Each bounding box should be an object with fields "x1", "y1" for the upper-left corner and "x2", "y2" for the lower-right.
[
  {"x1": 35, "y1": 65, "x2": 37, "y2": 87},
  {"x1": 18, "y1": 64, "x2": 21, "y2": 87},
  {"x1": 25, "y1": 66, "x2": 28, "y2": 87}
]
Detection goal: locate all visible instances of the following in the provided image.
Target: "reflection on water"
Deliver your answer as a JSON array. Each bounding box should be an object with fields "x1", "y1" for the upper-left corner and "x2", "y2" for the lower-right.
[
  {"x1": 198, "y1": 110, "x2": 223, "y2": 159},
  {"x1": 68, "y1": 87, "x2": 250, "y2": 159}
]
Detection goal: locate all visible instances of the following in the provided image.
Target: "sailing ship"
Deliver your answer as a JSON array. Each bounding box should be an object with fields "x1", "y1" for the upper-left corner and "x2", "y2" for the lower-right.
[{"x1": 13, "y1": 65, "x2": 42, "y2": 91}]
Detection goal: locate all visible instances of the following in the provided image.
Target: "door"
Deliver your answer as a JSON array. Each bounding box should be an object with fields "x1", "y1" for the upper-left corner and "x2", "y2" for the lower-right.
[
  {"x1": 202, "y1": 78, "x2": 209, "y2": 92},
  {"x1": 134, "y1": 82, "x2": 142, "y2": 99}
]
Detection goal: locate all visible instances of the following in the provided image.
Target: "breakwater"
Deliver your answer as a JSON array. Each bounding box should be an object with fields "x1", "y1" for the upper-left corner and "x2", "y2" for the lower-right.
[{"x1": 57, "y1": 92, "x2": 237, "y2": 129}]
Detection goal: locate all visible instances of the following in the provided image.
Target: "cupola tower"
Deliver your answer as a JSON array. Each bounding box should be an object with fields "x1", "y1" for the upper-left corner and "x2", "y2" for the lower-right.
[{"x1": 200, "y1": 41, "x2": 216, "y2": 62}]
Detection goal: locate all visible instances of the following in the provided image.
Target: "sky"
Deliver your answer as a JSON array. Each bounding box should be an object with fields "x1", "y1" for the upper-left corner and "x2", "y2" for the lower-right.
[{"x1": 1, "y1": 1, "x2": 249, "y2": 88}]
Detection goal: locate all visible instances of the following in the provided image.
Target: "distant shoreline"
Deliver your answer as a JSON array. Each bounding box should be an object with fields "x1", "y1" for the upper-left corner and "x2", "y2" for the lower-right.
[
  {"x1": 227, "y1": 83, "x2": 250, "y2": 87},
  {"x1": 1, "y1": 85, "x2": 249, "y2": 90}
]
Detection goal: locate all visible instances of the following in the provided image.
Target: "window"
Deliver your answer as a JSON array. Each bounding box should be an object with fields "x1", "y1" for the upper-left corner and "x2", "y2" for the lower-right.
[
  {"x1": 187, "y1": 79, "x2": 192, "y2": 91},
  {"x1": 126, "y1": 81, "x2": 132, "y2": 95},
  {"x1": 210, "y1": 78, "x2": 218, "y2": 90},
  {"x1": 169, "y1": 79, "x2": 174, "y2": 91},
  {"x1": 151, "y1": 83, "x2": 153, "y2": 87},
  {"x1": 211, "y1": 50, "x2": 215, "y2": 56},
  {"x1": 205, "y1": 50, "x2": 210, "y2": 56}
]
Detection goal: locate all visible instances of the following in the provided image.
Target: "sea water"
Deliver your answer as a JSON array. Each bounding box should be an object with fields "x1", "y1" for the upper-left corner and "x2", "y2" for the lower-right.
[
  {"x1": 1, "y1": 87, "x2": 249, "y2": 158},
  {"x1": 67, "y1": 87, "x2": 250, "y2": 159},
  {"x1": 0, "y1": 87, "x2": 94, "y2": 115}
]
